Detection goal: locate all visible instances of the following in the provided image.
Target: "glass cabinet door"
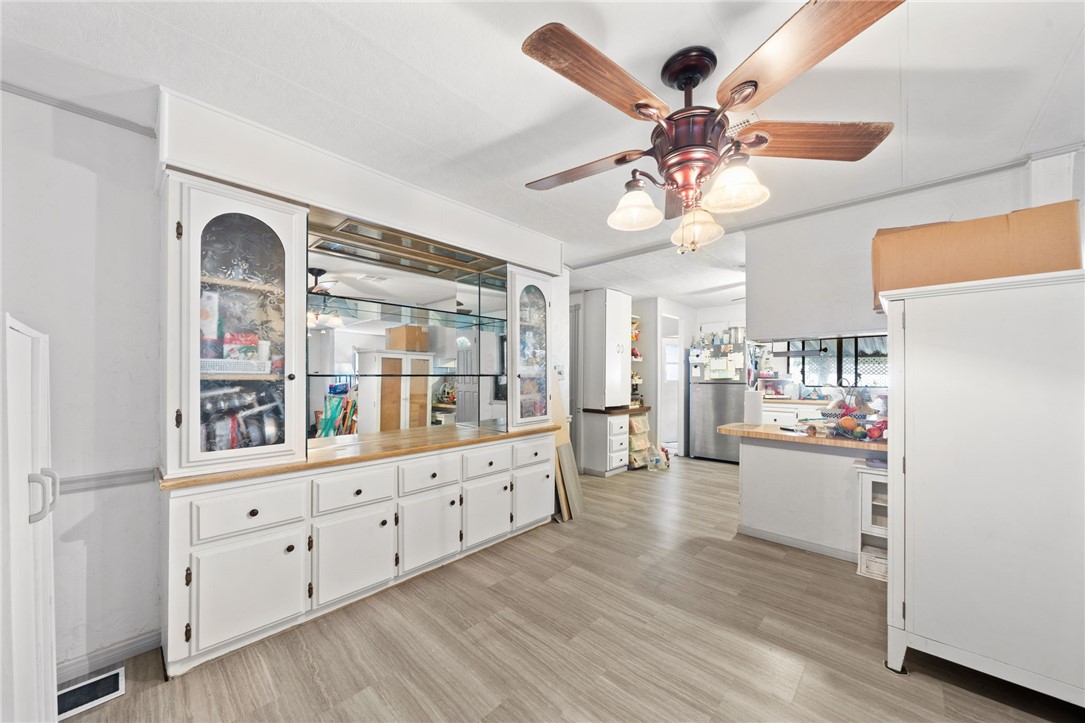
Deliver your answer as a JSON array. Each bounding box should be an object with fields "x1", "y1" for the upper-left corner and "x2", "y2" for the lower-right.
[
  {"x1": 509, "y1": 268, "x2": 550, "y2": 426},
  {"x1": 168, "y1": 174, "x2": 307, "y2": 475}
]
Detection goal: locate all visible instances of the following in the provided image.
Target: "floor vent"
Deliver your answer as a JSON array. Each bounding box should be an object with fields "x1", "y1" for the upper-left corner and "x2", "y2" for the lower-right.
[{"x1": 57, "y1": 667, "x2": 125, "y2": 720}]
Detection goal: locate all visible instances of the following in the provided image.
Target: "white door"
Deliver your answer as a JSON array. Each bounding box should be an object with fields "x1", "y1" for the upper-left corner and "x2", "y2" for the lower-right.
[
  {"x1": 513, "y1": 467, "x2": 555, "y2": 529},
  {"x1": 462, "y1": 477, "x2": 511, "y2": 547},
  {"x1": 312, "y1": 505, "x2": 395, "y2": 606},
  {"x1": 191, "y1": 526, "x2": 309, "y2": 652},
  {"x1": 2, "y1": 316, "x2": 57, "y2": 722},
  {"x1": 398, "y1": 487, "x2": 462, "y2": 573},
  {"x1": 607, "y1": 290, "x2": 632, "y2": 408},
  {"x1": 660, "y1": 336, "x2": 681, "y2": 453}
]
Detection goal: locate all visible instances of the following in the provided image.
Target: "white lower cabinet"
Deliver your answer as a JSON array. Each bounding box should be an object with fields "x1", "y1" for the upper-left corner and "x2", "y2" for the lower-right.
[
  {"x1": 191, "y1": 526, "x2": 309, "y2": 652},
  {"x1": 513, "y1": 466, "x2": 554, "y2": 529},
  {"x1": 398, "y1": 486, "x2": 462, "y2": 574},
  {"x1": 312, "y1": 504, "x2": 395, "y2": 607},
  {"x1": 463, "y1": 476, "x2": 512, "y2": 547}
]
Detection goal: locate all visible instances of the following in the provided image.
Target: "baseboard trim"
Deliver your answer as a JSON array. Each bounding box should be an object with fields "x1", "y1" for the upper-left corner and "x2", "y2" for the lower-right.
[
  {"x1": 60, "y1": 468, "x2": 156, "y2": 495},
  {"x1": 737, "y1": 525, "x2": 857, "y2": 563},
  {"x1": 57, "y1": 630, "x2": 161, "y2": 685}
]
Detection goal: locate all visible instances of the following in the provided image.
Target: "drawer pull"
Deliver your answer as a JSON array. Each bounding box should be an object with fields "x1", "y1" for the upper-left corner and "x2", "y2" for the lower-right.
[
  {"x1": 449, "y1": 499, "x2": 456, "y2": 507},
  {"x1": 354, "y1": 489, "x2": 363, "y2": 496},
  {"x1": 380, "y1": 519, "x2": 388, "y2": 527},
  {"x1": 488, "y1": 461, "x2": 494, "y2": 467},
  {"x1": 248, "y1": 509, "x2": 259, "y2": 518},
  {"x1": 285, "y1": 544, "x2": 295, "y2": 553},
  {"x1": 430, "y1": 472, "x2": 438, "y2": 480}
]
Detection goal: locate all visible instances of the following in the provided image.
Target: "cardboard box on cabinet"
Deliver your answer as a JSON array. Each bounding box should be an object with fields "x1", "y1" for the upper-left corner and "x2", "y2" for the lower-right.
[
  {"x1": 386, "y1": 324, "x2": 429, "y2": 351},
  {"x1": 871, "y1": 200, "x2": 1082, "y2": 311}
]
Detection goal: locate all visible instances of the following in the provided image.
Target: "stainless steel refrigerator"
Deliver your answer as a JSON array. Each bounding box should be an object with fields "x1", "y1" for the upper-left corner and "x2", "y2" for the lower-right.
[{"x1": 689, "y1": 377, "x2": 746, "y2": 463}]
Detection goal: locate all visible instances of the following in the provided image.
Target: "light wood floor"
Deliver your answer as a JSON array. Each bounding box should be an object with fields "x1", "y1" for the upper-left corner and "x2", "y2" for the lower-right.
[{"x1": 75, "y1": 458, "x2": 1079, "y2": 722}]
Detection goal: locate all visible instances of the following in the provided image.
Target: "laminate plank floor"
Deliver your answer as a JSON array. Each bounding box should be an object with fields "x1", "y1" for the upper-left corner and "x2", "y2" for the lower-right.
[{"x1": 72, "y1": 458, "x2": 1080, "y2": 722}]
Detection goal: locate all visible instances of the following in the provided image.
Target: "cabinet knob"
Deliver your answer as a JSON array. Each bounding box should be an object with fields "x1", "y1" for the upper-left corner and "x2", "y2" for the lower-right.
[
  {"x1": 287, "y1": 373, "x2": 296, "y2": 381},
  {"x1": 430, "y1": 472, "x2": 438, "y2": 479},
  {"x1": 503, "y1": 485, "x2": 508, "y2": 491},
  {"x1": 248, "y1": 508, "x2": 259, "y2": 518},
  {"x1": 546, "y1": 474, "x2": 550, "y2": 479},
  {"x1": 354, "y1": 489, "x2": 363, "y2": 496},
  {"x1": 488, "y1": 461, "x2": 494, "y2": 467},
  {"x1": 449, "y1": 499, "x2": 456, "y2": 507},
  {"x1": 285, "y1": 544, "x2": 295, "y2": 553},
  {"x1": 533, "y1": 452, "x2": 539, "y2": 457},
  {"x1": 380, "y1": 519, "x2": 388, "y2": 527}
]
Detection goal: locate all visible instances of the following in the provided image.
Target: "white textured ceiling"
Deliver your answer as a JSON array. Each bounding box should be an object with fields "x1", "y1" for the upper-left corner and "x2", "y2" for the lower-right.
[{"x1": 3, "y1": 1, "x2": 1083, "y2": 284}]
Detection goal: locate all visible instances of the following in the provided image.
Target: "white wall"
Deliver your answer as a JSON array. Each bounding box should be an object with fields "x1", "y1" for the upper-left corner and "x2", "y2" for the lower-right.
[
  {"x1": 629, "y1": 297, "x2": 697, "y2": 455},
  {"x1": 696, "y1": 302, "x2": 748, "y2": 334},
  {"x1": 1, "y1": 94, "x2": 161, "y2": 674},
  {"x1": 549, "y1": 269, "x2": 571, "y2": 420}
]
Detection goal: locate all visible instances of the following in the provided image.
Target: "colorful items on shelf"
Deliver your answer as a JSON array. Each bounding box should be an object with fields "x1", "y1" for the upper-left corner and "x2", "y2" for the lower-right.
[{"x1": 631, "y1": 347, "x2": 642, "y2": 361}]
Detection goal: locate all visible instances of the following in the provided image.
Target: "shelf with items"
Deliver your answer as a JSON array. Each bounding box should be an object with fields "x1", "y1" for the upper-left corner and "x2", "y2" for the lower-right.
[{"x1": 855, "y1": 461, "x2": 889, "y2": 581}]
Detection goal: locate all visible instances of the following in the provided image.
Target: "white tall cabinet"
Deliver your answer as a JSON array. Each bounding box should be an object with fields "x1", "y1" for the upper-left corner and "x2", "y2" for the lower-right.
[
  {"x1": 582, "y1": 289, "x2": 632, "y2": 410},
  {"x1": 882, "y1": 271, "x2": 1084, "y2": 706}
]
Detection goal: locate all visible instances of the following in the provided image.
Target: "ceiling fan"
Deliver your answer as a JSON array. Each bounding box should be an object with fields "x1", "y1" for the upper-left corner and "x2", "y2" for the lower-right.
[{"x1": 522, "y1": 0, "x2": 903, "y2": 253}]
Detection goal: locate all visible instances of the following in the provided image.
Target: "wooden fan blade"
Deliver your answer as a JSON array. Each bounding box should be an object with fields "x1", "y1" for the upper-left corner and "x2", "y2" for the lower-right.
[
  {"x1": 523, "y1": 23, "x2": 670, "y2": 121},
  {"x1": 664, "y1": 188, "x2": 683, "y2": 220},
  {"x1": 526, "y1": 149, "x2": 650, "y2": 191},
  {"x1": 738, "y1": 121, "x2": 894, "y2": 161},
  {"x1": 716, "y1": 0, "x2": 904, "y2": 112}
]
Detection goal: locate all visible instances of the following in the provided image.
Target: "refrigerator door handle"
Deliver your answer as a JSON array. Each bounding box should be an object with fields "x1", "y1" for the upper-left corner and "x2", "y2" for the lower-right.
[
  {"x1": 27, "y1": 473, "x2": 49, "y2": 523},
  {"x1": 42, "y1": 468, "x2": 60, "y2": 513}
]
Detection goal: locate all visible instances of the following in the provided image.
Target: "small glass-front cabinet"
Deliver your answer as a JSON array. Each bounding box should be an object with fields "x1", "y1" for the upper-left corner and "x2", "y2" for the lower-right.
[
  {"x1": 508, "y1": 267, "x2": 550, "y2": 426},
  {"x1": 164, "y1": 172, "x2": 307, "y2": 475}
]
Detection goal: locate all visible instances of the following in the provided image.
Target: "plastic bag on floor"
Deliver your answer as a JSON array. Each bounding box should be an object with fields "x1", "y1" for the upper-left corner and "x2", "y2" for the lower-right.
[{"x1": 646, "y1": 445, "x2": 668, "y2": 471}]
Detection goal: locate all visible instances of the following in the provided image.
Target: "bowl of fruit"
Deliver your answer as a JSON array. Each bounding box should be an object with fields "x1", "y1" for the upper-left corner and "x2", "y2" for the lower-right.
[{"x1": 835, "y1": 415, "x2": 886, "y2": 441}]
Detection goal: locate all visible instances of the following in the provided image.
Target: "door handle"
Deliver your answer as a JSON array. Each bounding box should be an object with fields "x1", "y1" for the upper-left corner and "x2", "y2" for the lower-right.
[
  {"x1": 42, "y1": 467, "x2": 60, "y2": 512},
  {"x1": 28, "y1": 473, "x2": 49, "y2": 523}
]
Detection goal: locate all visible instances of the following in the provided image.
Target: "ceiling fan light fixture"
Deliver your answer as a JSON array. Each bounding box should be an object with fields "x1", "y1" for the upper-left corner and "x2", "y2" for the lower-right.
[
  {"x1": 607, "y1": 179, "x2": 663, "y2": 231},
  {"x1": 702, "y1": 154, "x2": 770, "y2": 214},
  {"x1": 670, "y1": 208, "x2": 724, "y2": 250}
]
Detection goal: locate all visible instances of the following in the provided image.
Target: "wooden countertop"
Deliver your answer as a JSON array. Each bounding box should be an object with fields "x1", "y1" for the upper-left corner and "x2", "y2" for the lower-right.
[
  {"x1": 717, "y1": 423, "x2": 888, "y2": 451},
  {"x1": 160, "y1": 423, "x2": 560, "y2": 491},
  {"x1": 583, "y1": 406, "x2": 651, "y2": 415}
]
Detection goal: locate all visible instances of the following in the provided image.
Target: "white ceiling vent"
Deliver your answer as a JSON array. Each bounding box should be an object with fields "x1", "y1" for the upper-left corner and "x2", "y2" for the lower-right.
[{"x1": 355, "y1": 274, "x2": 389, "y2": 283}]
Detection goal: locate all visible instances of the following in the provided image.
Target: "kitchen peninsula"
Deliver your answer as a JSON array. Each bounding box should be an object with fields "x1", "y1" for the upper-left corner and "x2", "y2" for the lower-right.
[{"x1": 718, "y1": 422, "x2": 887, "y2": 561}]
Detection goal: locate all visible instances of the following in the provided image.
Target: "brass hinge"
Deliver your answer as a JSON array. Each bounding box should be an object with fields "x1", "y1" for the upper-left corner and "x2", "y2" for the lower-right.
[
  {"x1": 459, "y1": 530, "x2": 463, "y2": 542},
  {"x1": 307, "y1": 534, "x2": 313, "y2": 552},
  {"x1": 184, "y1": 567, "x2": 191, "y2": 587},
  {"x1": 307, "y1": 582, "x2": 313, "y2": 599},
  {"x1": 175, "y1": 221, "x2": 183, "y2": 240},
  {"x1": 459, "y1": 494, "x2": 463, "y2": 506},
  {"x1": 174, "y1": 409, "x2": 183, "y2": 428},
  {"x1": 394, "y1": 512, "x2": 399, "y2": 526},
  {"x1": 394, "y1": 552, "x2": 399, "y2": 567},
  {"x1": 184, "y1": 623, "x2": 191, "y2": 642}
]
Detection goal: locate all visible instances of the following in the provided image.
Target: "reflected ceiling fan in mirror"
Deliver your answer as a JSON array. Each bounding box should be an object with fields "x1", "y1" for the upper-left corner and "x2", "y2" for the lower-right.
[{"x1": 522, "y1": 0, "x2": 903, "y2": 253}]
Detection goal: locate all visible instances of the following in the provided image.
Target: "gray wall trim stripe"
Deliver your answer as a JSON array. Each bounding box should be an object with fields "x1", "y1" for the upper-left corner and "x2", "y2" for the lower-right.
[
  {"x1": 60, "y1": 468, "x2": 157, "y2": 495},
  {"x1": 2, "y1": 82, "x2": 157, "y2": 139},
  {"x1": 737, "y1": 525, "x2": 857, "y2": 564},
  {"x1": 57, "y1": 630, "x2": 161, "y2": 686}
]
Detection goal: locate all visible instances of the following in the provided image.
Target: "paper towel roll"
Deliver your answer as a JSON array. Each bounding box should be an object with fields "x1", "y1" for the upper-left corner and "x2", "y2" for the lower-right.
[{"x1": 744, "y1": 389, "x2": 763, "y2": 424}]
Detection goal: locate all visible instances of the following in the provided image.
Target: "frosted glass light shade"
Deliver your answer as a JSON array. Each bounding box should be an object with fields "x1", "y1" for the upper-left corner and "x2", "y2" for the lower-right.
[
  {"x1": 670, "y1": 208, "x2": 724, "y2": 249},
  {"x1": 702, "y1": 161, "x2": 770, "y2": 213},
  {"x1": 607, "y1": 189, "x2": 663, "y2": 231}
]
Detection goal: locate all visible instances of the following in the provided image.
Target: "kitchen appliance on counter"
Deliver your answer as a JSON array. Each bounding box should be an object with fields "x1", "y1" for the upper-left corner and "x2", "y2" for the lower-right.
[{"x1": 689, "y1": 367, "x2": 746, "y2": 463}]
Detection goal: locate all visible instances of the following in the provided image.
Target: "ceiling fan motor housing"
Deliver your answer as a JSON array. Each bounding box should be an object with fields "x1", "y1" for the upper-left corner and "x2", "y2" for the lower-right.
[{"x1": 651, "y1": 107, "x2": 730, "y2": 208}]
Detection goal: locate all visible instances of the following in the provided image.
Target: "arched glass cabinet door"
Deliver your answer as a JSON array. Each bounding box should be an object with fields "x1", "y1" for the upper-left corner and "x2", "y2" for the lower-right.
[{"x1": 516, "y1": 284, "x2": 548, "y2": 421}]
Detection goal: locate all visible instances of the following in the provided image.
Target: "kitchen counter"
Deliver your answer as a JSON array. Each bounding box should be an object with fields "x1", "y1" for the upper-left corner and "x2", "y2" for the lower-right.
[
  {"x1": 762, "y1": 397, "x2": 830, "y2": 406},
  {"x1": 718, "y1": 422, "x2": 887, "y2": 451},
  {"x1": 582, "y1": 406, "x2": 651, "y2": 415},
  {"x1": 160, "y1": 423, "x2": 561, "y2": 490}
]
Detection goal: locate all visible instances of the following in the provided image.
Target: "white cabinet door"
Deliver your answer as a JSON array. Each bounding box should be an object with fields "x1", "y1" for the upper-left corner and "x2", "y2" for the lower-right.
[
  {"x1": 312, "y1": 505, "x2": 395, "y2": 606},
  {"x1": 463, "y1": 477, "x2": 512, "y2": 547},
  {"x1": 191, "y1": 527, "x2": 308, "y2": 652},
  {"x1": 608, "y1": 289, "x2": 632, "y2": 408},
  {"x1": 398, "y1": 487, "x2": 462, "y2": 573},
  {"x1": 513, "y1": 466, "x2": 555, "y2": 529},
  {"x1": 508, "y1": 267, "x2": 550, "y2": 426}
]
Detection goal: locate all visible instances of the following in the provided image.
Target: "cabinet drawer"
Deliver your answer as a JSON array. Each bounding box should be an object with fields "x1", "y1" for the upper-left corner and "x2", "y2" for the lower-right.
[
  {"x1": 512, "y1": 438, "x2": 553, "y2": 468},
  {"x1": 462, "y1": 446, "x2": 512, "y2": 480},
  {"x1": 762, "y1": 410, "x2": 798, "y2": 425},
  {"x1": 608, "y1": 451, "x2": 628, "y2": 471},
  {"x1": 608, "y1": 416, "x2": 629, "y2": 436},
  {"x1": 609, "y1": 436, "x2": 628, "y2": 453},
  {"x1": 313, "y1": 465, "x2": 396, "y2": 516},
  {"x1": 191, "y1": 481, "x2": 306, "y2": 544},
  {"x1": 399, "y1": 454, "x2": 461, "y2": 495}
]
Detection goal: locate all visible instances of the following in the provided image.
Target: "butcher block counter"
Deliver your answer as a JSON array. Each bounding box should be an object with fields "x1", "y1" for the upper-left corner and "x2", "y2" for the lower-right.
[{"x1": 717, "y1": 423, "x2": 887, "y2": 451}]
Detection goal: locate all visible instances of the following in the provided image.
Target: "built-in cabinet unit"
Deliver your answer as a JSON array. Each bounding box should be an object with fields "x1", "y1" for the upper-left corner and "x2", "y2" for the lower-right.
[
  {"x1": 581, "y1": 412, "x2": 629, "y2": 477},
  {"x1": 508, "y1": 267, "x2": 551, "y2": 426},
  {"x1": 854, "y1": 462, "x2": 888, "y2": 581},
  {"x1": 163, "y1": 172, "x2": 308, "y2": 476},
  {"x1": 162, "y1": 431, "x2": 556, "y2": 676},
  {"x1": 883, "y1": 271, "x2": 1084, "y2": 706},
  {"x1": 582, "y1": 289, "x2": 632, "y2": 410},
  {"x1": 354, "y1": 351, "x2": 433, "y2": 433}
]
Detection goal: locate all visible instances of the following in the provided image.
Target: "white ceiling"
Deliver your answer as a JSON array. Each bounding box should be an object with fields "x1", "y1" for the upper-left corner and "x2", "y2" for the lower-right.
[{"x1": 3, "y1": 2, "x2": 1083, "y2": 300}]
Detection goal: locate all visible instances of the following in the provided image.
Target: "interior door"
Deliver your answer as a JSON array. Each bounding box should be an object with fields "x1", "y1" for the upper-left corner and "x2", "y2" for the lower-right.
[
  {"x1": 379, "y1": 356, "x2": 403, "y2": 431},
  {"x1": 2, "y1": 316, "x2": 57, "y2": 722},
  {"x1": 407, "y1": 357, "x2": 431, "y2": 428}
]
